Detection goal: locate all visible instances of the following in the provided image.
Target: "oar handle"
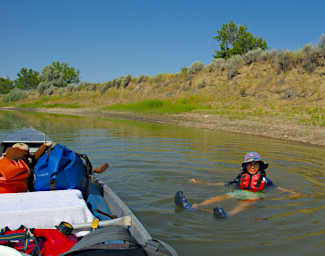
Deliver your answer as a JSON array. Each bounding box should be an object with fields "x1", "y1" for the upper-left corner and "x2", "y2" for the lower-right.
[{"x1": 72, "y1": 216, "x2": 132, "y2": 230}]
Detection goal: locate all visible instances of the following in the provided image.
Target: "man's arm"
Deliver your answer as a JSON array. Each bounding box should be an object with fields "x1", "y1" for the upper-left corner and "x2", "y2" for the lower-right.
[
  {"x1": 189, "y1": 178, "x2": 224, "y2": 186},
  {"x1": 276, "y1": 186, "x2": 300, "y2": 196}
]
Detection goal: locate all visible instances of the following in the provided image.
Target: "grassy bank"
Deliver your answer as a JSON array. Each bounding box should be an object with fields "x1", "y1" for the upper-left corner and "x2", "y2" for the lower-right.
[
  {"x1": 2, "y1": 41, "x2": 325, "y2": 136},
  {"x1": 3, "y1": 65, "x2": 325, "y2": 128},
  {"x1": 102, "y1": 97, "x2": 208, "y2": 114}
]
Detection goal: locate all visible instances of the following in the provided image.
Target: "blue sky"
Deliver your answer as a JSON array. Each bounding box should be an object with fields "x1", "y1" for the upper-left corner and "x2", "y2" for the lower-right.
[{"x1": 1, "y1": 0, "x2": 325, "y2": 82}]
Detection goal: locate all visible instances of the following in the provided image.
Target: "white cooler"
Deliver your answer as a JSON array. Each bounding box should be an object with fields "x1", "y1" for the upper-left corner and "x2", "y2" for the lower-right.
[{"x1": 0, "y1": 189, "x2": 94, "y2": 229}]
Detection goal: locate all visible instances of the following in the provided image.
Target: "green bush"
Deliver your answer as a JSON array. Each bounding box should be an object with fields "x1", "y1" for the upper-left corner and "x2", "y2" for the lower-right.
[
  {"x1": 301, "y1": 44, "x2": 319, "y2": 73},
  {"x1": 262, "y1": 50, "x2": 279, "y2": 63},
  {"x1": 207, "y1": 58, "x2": 226, "y2": 72},
  {"x1": 109, "y1": 75, "x2": 132, "y2": 89},
  {"x1": 112, "y1": 78, "x2": 121, "y2": 88},
  {"x1": 101, "y1": 81, "x2": 112, "y2": 93},
  {"x1": 137, "y1": 75, "x2": 149, "y2": 83},
  {"x1": 292, "y1": 49, "x2": 305, "y2": 65},
  {"x1": 44, "y1": 85, "x2": 56, "y2": 96},
  {"x1": 189, "y1": 61, "x2": 205, "y2": 74},
  {"x1": 37, "y1": 82, "x2": 51, "y2": 95},
  {"x1": 226, "y1": 55, "x2": 244, "y2": 68},
  {"x1": 121, "y1": 75, "x2": 132, "y2": 88},
  {"x1": 2, "y1": 88, "x2": 27, "y2": 103},
  {"x1": 243, "y1": 48, "x2": 264, "y2": 64},
  {"x1": 276, "y1": 50, "x2": 292, "y2": 73},
  {"x1": 225, "y1": 55, "x2": 244, "y2": 79}
]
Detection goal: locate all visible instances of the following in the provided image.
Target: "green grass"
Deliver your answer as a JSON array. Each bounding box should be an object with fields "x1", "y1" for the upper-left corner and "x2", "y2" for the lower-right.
[
  {"x1": 16, "y1": 96, "x2": 81, "y2": 109},
  {"x1": 0, "y1": 102, "x2": 10, "y2": 107},
  {"x1": 18, "y1": 102, "x2": 81, "y2": 109},
  {"x1": 102, "y1": 97, "x2": 208, "y2": 114}
]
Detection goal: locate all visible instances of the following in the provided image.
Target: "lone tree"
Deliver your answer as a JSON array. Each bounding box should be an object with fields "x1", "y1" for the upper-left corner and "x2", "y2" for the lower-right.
[{"x1": 214, "y1": 20, "x2": 268, "y2": 59}]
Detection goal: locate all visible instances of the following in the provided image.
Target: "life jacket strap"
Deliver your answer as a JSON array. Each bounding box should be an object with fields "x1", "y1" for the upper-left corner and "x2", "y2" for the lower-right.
[{"x1": 0, "y1": 227, "x2": 41, "y2": 256}]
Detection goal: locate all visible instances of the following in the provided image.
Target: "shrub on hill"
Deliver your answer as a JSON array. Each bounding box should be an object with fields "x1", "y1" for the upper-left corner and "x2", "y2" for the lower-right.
[
  {"x1": 189, "y1": 61, "x2": 205, "y2": 74},
  {"x1": 2, "y1": 88, "x2": 27, "y2": 103}
]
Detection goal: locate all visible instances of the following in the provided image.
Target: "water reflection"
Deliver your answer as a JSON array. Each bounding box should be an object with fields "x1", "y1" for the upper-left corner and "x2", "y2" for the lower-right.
[{"x1": 1, "y1": 110, "x2": 325, "y2": 255}]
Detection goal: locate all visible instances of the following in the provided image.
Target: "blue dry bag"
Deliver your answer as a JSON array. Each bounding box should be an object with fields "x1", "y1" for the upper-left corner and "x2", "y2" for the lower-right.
[{"x1": 33, "y1": 144, "x2": 89, "y2": 195}]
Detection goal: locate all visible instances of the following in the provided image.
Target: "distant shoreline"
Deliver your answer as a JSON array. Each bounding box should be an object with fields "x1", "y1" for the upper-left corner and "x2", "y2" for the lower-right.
[
  {"x1": 2, "y1": 54, "x2": 325, "y2": 148},
  {"x1": 2, "y1": 107, "x2": 325, "y2": 147}
]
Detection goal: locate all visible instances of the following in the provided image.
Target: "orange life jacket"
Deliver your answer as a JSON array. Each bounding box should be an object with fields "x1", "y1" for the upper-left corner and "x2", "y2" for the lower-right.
[{"x1": 0, "y1": 156, "x2": 31, "y2": 193}]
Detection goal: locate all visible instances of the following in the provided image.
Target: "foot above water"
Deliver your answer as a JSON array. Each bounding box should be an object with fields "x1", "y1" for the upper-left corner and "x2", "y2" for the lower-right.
[
  {"x1": 174, "y1": 191, "x2": 193, "y2": 209},
  {"x1": 213, "y1": 206, "x2": 227, "y2": 219}
]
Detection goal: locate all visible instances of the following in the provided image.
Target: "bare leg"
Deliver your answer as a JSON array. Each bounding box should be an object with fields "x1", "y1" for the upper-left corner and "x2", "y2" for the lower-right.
[
  {"x1": 227, "y1": 200, "x2": 255, "y2": 216},
  {"x1": 193, "y1": 194, "x2": 232, "y2": 209},
  {"x1": 93, "y1": 162, "x2": 109, "y2": 173}
]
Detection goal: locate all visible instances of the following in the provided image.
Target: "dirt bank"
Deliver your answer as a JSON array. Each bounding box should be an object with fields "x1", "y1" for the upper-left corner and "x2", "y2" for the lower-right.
[{"x1": 2, "y1": 107, "x2": 325, "y2": 147}]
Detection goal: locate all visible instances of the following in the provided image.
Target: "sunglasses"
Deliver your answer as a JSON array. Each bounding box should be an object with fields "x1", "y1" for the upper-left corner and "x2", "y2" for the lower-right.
[{"x1": 246, "y1": 162, "x2": 260, "y2": 169}]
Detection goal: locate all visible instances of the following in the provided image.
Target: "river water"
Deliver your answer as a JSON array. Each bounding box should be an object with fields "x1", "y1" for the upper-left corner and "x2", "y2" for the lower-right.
[{"x1": 1, "y1": 110, "x2": 325, "y2": 256}]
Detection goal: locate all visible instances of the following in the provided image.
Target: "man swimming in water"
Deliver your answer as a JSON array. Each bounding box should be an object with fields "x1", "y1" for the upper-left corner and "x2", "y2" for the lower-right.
[{"x1": 175, "y1": 152, "x2": 298, "y2": 218}]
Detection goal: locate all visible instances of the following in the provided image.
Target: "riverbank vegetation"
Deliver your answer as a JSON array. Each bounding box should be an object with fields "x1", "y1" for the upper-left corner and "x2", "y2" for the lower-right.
[{"x1": 1, "y1": 22, "x2": 325, "y2": 129}]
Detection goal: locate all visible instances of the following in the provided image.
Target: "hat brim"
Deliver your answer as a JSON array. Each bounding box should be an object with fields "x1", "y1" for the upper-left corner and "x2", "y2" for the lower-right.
[{"x1": 242, "y1": 161, "x2": 268, "y2": 170}]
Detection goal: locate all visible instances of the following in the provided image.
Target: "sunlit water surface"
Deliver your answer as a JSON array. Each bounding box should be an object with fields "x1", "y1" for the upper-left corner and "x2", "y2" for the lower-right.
[{"x1": 1, "y1": 111, "x2": 325, "y2": 256}]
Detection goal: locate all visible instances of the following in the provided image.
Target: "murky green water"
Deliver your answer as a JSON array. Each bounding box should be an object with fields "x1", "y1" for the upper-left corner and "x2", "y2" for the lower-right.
[{"x1": 1, "y1": 110, "x2": 325, "y2": 256}]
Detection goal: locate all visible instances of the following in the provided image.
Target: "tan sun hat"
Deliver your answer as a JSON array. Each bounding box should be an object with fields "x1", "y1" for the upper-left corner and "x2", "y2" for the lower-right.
[
  {"x1": 12, "y1": 143, "x2": 29, "y2": 152},
  {"x1": 4, "y1": 143, "x2": 29, "y2": 161}
]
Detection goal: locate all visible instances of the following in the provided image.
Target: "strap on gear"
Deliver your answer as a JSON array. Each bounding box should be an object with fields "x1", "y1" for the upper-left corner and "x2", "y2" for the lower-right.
[{"x1": 0, "y1": 227, "x2": 41, "y2": 256}]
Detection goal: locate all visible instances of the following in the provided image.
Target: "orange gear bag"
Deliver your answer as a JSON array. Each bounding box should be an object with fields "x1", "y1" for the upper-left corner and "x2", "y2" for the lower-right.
[{"x1": 0, "y1": 156, "x2": 31, "y2": 193}]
